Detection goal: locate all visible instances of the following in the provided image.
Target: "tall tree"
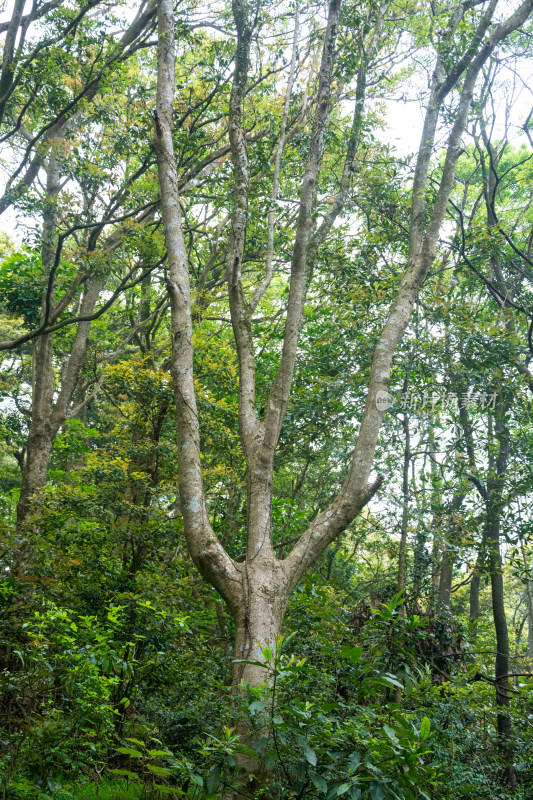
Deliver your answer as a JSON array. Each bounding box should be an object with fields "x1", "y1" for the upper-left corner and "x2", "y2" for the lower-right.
[{"x1": 155, "y1": 8, "x2": 533, "y2": 785}]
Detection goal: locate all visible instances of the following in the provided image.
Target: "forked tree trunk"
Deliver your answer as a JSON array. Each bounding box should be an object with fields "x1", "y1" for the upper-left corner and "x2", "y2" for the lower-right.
[
  {"x1": 11, "y1": 4, "x2": 159, "y2": 536},
  {"x1": 14, "y1": 150, "x2": 59, "y2": 544},
  {"x1": 153, "y1": 0, "x2": 533, "y2": 792},
  {"x1": 15, "y1": 275, "x2": 104, "y2": 537}
]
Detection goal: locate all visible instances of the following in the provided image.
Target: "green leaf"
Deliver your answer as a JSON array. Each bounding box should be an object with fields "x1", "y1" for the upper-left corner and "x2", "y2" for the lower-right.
[
  {"x1": 153, "y1": 785, "x2": 185, "y2": 796},
  {"x1": 309, "y1": 770, "x2": 328, "y2": 793},
  {"x1": 234, "y1": 745, "x2": 258, "y2": 757},
  {"x1": 369, "y1": 780, "x2": 385, "y2": 800},
  {"x1": 304, "y1": 744, "x2": 317, "y2": 766},
  {"x1": 109, "y1": 768, "x2": 139, "y2": 780},
  {"x1": 341, "y1": 645, "x2": 363, "y2": 662},
  {"x1": 207, "y1": 766, "x2": 221, "y2": 794},
  {"x1": 148, "y1": 749, "x2": 171, "y2": 757},
  {"x1": 347, "y1": 752, "x2": 361, "y2": 772},
  {"x1": 383, "y1": 724, "x2": 397, "y2": 741},
  {"x1": 147, "y1": 764, "x2": 172, "y2": 776},
  {"x1": 420, "y1": 716, "x2": 431, "y2": 739},
  {"x1": 337, "y1": 783, "x2": 351, "y2": 796},
  {"x1": 116, "y1": 747, "x2": 143, "y2": 758},
  {"x1": 376, "y1": 675, "x2": 403, "y2": 690},
  {"x1": 190, "y1": 774, "x2": 203, "y2": 788},
  {"x1": 249, "y1": 700, "x2": 266, "y2": 716},
  {"x1": 349, "y1": 788, "x2": 361, "y2": 800}
]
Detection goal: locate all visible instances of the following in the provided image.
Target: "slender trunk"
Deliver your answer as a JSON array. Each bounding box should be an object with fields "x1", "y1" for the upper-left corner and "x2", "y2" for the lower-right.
[
  {"x1": 397, "y1": 415, "x2": 410, "y2": 597},
  {"x1": 487, "y1": 510, "x2": 515, "y2": 786},
  {"x1": 431, "y1": 534, "x2": 440, "y2": 597},
  {"x1": 16, "y1": 275, "x2": 104, "y2": 532},
  {"x1": 469, "y1": 524, "x2": 488, "y2": 636},
  {"x1": 486, "y1": 402, "x2": 514, "y2": 787},
  {"x1": 469, "y1": 570, "x2": 481, "y2": 625},
  {"x1": 438, "y1": 493, "x2": 465, "y2": 611},
  {"x1": 15, "y1": 149, "x2": 59, "y2": 535},
  {"x1": 528, "y1": 604, "x2": 533, "y2": 665},
  {"x1": 412, "y1": 421, "x2": 433, "y2": 608},
  {"x1": 426, "y1": 424, "x2": 442, "y2": 603},
  {"x1": 520, "y1": 543, "x2": 533, "y2": 666},
  {"x1": 438, "y1": 546, "x2": 452, "y2": 610}
]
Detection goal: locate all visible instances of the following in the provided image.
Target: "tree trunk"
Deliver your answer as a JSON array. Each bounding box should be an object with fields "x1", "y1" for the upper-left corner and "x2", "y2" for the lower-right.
[
  {"x1": 437, "y1": 491, "x2": 465, "y2": 612},
  {"x1": 438, "y1": 546, "x2": 452, "y2": 610},
  {"x1": 486, "y1": 403, "x2": 514, "y2": 787},
  {"x1": 469, "y1": 570, "x2": 481, "y2": 625},
  {"x1": 226, "y1": 563, "x2": 288, "y2": 793},
  {"x1": 16, "y1": 275, "x2": 104, "y2": 534},
  {"x1": 231, "y1": 564, "x2": 288, "y2": 691},
  {"x1": 488, "y1": 512, "x2": 515, "y2": 786},
  {"x1": 520, "y1": 543, "x2": 533, "y2": 667},
  {"x1": 15, "y1": 148, "x2": 59, "y2": 537},
  {"x1": 397, "y1": 415, "x2": 410, "y2": 598},
  {"x1": 528, "y1": 604, "x2": 533, "y2": 665},
  {"x1": 16, "y1": 424, "x2": 55, "y2": 528}
]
